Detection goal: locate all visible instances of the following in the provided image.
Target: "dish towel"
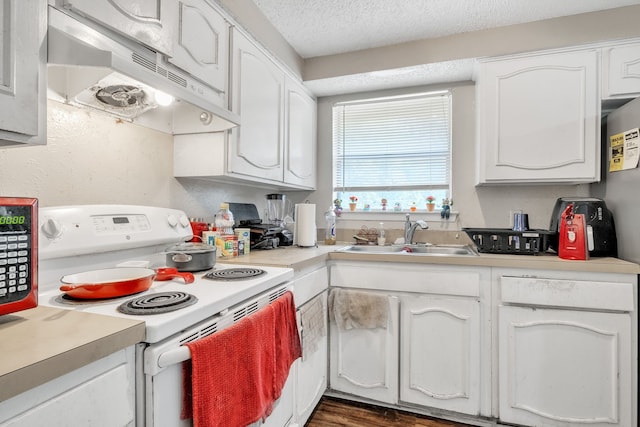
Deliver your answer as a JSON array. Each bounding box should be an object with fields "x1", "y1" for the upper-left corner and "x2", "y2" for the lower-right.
[
  {"x1": 182, "y1": 291, "x2": 301, "y2": 427},
  {"x1": 299, "y1": 294, "x2": 326, "y2": 361},
  {"x1": 328, "y1": 288, "x2": 389, "y2": 331}
]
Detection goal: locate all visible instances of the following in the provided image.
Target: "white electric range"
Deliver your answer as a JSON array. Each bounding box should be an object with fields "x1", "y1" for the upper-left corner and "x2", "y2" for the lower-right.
[{"x1": 37, "y1": 204, "x2": 294, "y2": 426}]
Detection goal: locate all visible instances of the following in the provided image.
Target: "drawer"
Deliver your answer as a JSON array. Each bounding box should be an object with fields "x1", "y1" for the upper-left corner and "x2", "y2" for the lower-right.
[
  {"x1": 500, "y1": 276, "x2": 634, "y2": 311},
  {"x1": 292, "y1": 266, "x2": 328, "y2": 307}
]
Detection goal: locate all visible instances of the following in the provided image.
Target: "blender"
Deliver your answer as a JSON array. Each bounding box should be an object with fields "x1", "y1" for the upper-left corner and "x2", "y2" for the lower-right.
[
  {"x1": 266, "y1": 193, "x2": 287, "y2": 226},
  {"x1": 265, "y1": 194, "x2": 294, "y2": 245}
]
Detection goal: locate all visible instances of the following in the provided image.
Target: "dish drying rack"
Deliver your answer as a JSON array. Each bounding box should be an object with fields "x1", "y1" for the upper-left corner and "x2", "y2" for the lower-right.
[{"x1": 354, "y1": 226, "x2": 379, "y2": 245}]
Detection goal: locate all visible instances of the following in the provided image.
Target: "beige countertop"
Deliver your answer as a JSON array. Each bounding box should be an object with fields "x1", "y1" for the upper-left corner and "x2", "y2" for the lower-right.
[
  {"x1": 224, "y1": 243, "x2": 640, "y2": 275},
  {"x1": 0, "y1": 306, "x2": 145, "y2": 402},
  {"x1": 222, "y1": 244, "x2": 339, "y2": 271}
]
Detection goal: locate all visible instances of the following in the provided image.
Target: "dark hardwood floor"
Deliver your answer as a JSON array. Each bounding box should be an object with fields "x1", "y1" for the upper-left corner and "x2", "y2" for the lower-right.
[{"x1": 305, "y1": 397, "x2": 474, "y2": 427}]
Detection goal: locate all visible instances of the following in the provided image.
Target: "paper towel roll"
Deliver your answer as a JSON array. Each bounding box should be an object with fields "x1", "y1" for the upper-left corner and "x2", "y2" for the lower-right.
[{"x1": 295, "y1": 203, "x2": 316, "y2": 247}]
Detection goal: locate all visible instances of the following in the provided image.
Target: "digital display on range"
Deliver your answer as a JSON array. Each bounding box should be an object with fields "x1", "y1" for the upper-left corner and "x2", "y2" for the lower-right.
[{"x1": 112, "y1": 217, "x2": 130, "y2": 224}]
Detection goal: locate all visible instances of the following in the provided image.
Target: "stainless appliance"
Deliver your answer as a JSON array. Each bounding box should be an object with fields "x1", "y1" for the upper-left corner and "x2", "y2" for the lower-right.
[
  {"x1": 37, "y1": 205, "x2": 294, "y2": 426},
  {"x1": 229, "y1": 202, "x2": 293, "y2": 248},
  {"x1": 0, "y1": 197, "x2": 38, "y2": 315},
  {"x1": 592, "y1": 96, "x2": 640, "y2": 264},
  {"x1": 548, "y1": 197, "x2": 617, "y2": 257}
]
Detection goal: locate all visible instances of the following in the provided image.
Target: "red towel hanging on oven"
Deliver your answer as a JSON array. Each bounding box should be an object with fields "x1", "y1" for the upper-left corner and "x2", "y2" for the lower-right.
[{"x1": 183, "y1": 291, "x2": 301, "y2": 427}]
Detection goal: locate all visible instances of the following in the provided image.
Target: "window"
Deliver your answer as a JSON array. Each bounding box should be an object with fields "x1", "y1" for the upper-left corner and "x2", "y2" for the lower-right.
[{"x1": 332, "y1": 91, "x2": 451, "y2": 211}]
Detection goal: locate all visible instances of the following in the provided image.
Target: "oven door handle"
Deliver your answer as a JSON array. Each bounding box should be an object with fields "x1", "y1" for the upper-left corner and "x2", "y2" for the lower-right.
[{"x1": 157, "y1": 346, "x2": 192, "y2": 369}]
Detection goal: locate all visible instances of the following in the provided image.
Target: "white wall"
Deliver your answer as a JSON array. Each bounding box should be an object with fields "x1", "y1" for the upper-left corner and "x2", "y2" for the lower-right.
[
  {"x1": 0, "y1": 100, "x2": 274, "y2": 221},
  {"x1": 306, "y1": 82, "x2": 590, "y2": 231}
]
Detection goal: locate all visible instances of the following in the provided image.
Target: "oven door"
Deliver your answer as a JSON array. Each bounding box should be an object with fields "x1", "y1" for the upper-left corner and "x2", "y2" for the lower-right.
[{"x1": 140, "y1": 284, "x2": 295, "y2": 427}]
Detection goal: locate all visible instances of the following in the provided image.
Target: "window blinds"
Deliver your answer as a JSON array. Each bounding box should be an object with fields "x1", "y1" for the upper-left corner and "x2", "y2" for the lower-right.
[{"x1": 333, "y1": 91, "x2": 451, "y2": 192}]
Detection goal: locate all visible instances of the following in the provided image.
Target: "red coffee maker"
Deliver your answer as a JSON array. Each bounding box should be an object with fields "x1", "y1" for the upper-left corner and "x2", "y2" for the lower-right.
[{"x1": 558, "y1": 204, "x2": 588, "y2": 260}]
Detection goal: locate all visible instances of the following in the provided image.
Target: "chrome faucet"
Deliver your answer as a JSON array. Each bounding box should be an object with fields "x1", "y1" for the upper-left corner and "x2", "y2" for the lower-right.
[{"x1": 404, "y1": 214, "x2": 429, "y2": 244}]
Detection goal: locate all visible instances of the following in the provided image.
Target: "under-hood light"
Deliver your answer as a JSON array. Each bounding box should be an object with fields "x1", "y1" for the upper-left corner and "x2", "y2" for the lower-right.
[{"x1": 155, "y1": 90, "x2": 174, "y2": 107}]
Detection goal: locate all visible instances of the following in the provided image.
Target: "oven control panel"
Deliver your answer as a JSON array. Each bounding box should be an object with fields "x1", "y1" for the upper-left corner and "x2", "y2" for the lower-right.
[
  {"x1": 39, "y1": 205, "x2": 192, "y2": 260},
  {"x1": 0, "y1": 197, "x2": 38, "y2": 315},
  {"x1": 91, "y1": 214, "x2": 152, "y2": 234}
]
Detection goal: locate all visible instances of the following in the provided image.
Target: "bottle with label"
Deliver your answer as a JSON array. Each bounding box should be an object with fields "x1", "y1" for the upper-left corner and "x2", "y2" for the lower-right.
[
  {"x1": 324, "y1": 205, "x2": 336, "y2": 245},
  {"x1": 214, "y1": 203, "x2": 234, "y2": 235},
  {"x1": 214, "y1": 203, "x2": 237, "y2": 257}
]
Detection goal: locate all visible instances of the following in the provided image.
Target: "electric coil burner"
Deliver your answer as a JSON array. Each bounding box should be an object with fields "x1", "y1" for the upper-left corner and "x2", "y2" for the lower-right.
[
  {"x1": 204, "y1": 267, "x2": 266, "y2": 281},
  {"x1": 118, "y1": 291, "x2": 198, "y2": 315}
]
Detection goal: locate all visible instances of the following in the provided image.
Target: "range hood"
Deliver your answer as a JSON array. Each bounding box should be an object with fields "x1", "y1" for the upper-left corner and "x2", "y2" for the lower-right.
[{"x1": 47, "y1": 7, "x2": 239, "y2": 132}]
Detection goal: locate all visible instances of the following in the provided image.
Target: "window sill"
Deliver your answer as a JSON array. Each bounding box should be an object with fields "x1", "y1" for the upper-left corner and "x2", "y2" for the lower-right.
[{"x1": 336, "y1": 209, "x2": 459, "y2": 226}]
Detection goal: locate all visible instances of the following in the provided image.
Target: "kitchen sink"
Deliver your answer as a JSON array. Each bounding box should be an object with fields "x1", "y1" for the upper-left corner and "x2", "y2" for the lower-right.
[{"x1": 338, "y1": 244, "x2": 479, "y2": 256}]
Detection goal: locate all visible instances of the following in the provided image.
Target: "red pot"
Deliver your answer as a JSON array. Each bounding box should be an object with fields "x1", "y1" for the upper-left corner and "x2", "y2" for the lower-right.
[{"x1": 60, "y1": 267, "x2": 156, "y2": 299}]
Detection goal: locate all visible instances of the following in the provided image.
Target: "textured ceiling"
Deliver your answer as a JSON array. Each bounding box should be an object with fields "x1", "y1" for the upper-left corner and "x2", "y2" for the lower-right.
[
  {"x1": 251, "y1": 0, "x2": 640, "y2": 96},
  {"x1": 252, "y1": 0, "x2": 640, "y2": 58}
]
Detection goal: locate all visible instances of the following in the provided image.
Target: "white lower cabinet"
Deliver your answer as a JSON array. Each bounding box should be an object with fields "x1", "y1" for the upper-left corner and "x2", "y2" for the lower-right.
[
  {"x1": 0, "y1": 347, "x2": 136, "y2": 426},
  {"x1": 292, "y1": 266, "x2": 329, "y2": 426},
  {"x1": 497, "y1": 273, "x2": 636, "y2": 427},
  {"x1": 400, "y1": 295, "x2": 481, "y2": 416},
  {"x1": 294, "y1": 291, "x2": 328, "y2": 425},
  {"x1": 329, "y1": 261, "x2": 490, "y2": 419},
  {"x1": 329, "y1": 291, "x2": 400, "y2": 404}
]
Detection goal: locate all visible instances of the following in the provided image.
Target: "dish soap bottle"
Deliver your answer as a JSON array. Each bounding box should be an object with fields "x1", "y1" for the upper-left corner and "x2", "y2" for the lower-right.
[{"x1": 324, "y1": 205, "x2": 336, "y2": 245}]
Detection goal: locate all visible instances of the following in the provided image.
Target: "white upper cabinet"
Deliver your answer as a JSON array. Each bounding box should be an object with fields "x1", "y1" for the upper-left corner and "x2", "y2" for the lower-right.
[
  {"x1": 229, "y1": 28, "x2": 285, "y2": 183},
  {"x1": 59, "y1": 0, "x2": 175, "y2": 55},
  {"x1": 284, "y1": 77, "x2": 317, "y2": 189},
  {"x1": 602, "y1": 39, "x2": 640, "y2": 99},
  {"x1": 226, "y1": 28, "x2": 317, "y2": 189},
  {"x1": 0, "y1": 0, "x2": 47, "y2": 147},
  {"x1": 167, "y1": 0, "x2": 228, "y2": 97},
  {"x1": 476, "y1": 48, "x2": 600, "y2": 184}
]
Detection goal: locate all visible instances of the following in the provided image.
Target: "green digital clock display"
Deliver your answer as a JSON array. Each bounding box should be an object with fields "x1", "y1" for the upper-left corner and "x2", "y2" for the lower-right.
[{"x1": 0, "y1": 215, "x2": 26, "y2": 225}]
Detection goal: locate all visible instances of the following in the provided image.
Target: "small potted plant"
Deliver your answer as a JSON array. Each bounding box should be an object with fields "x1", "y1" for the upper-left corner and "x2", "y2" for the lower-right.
[
  {"x1": 363, "y1": 203, "x2": 371, "y2": 211},
  {"x1": 393, "y1": 202, "x2": 402, "y2": 212},
  {"x1": 349, "y1": 195, "x2": 358, "y2": 211},
  {"x1": 410, "y1": 202, "x2": 417, "y2": 212},
  {"x1": 381, "y1": 198, "x2": 388, "y2": 211},
  {"x1": 426, "y1": 195, "x2": 436, "y2": 212}
]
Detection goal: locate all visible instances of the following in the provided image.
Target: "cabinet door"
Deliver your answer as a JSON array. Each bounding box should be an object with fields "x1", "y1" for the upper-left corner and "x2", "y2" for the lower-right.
[
  {"x1": 229, "y1": 30, "x2": 284, "y2": 182},
  {"x1": 283, "y1": 77, "x2": 317, "y2": 189},
  {"x1": 476, "y1": 49, "x2": 600, "y2": 184},
  {"x1": 167, "y1": 0, "x2": 228, "y2": 97},
  {"x1": 61, "y1": 0, "x2": 175, "y2": 55},
  {"x1": 0, "y1": 0, "x2": 46, "y2": 147},
  {"x1": 400, "y1": 295, "x2": 481, "y2": 415},
  {"x1": 602, "y1": 41, "x2": 640, "y2": 98},
  {"x1": 498, "y1": 305, "x2": 632, "y2": 427},
  {"x1": 0, "y1": 348, "x2": 135, "y2": 426},
  {"x1": 329, "y1": 294, "x2": 399, "y2": 404},
  {"x1": 295, "y1": 292, "x2": 328, "y2": 425}
]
